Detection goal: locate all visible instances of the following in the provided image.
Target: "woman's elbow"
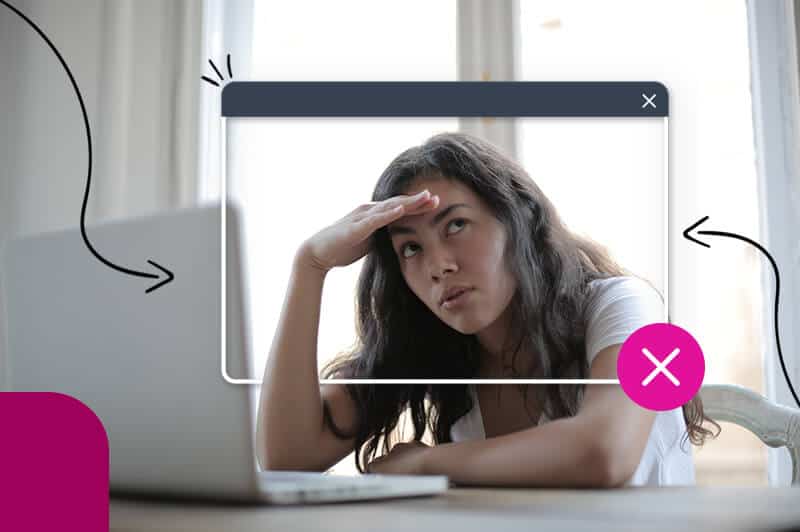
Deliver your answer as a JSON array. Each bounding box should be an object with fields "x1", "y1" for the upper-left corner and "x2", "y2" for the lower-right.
[{"x1": 588, "y1": 442, "x2": 636, "y2": 488}]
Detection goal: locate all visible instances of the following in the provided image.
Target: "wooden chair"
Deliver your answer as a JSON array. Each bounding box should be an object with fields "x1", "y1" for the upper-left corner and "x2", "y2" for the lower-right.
[{"x1": 699, "y1": 384, "x2": 800, "y2": 485}]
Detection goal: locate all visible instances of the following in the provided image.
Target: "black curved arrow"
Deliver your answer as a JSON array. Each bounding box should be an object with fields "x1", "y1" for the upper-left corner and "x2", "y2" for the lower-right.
[
  {"x1": 684, "y1": 216, "x2": 800, "y2": 408},
  {"x1": 1, "y1": 0, "x2": 174, "y2": 293}
]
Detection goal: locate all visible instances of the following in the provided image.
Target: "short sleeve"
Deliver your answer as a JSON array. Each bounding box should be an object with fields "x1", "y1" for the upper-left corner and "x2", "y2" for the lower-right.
[{"x1": 584, "y1": 277, "x2": 665, "y2": 366}]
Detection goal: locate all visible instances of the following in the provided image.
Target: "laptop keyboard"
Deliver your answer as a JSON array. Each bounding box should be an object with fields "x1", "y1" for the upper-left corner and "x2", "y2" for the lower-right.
[
  {"x1": 261, "y1": 470, "x2": 388, "y2": 485},
  {"x1": 257, "y1": 469, "x2": 448, "y2": 503}
]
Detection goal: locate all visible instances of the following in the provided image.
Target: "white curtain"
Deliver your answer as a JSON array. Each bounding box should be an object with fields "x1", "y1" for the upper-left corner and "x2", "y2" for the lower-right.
[
  {"x1": 746, "y1": 0, "x2": 800, "y2": 486},
  {"x1": 197, "y1": 0, "x2": 254, "y2": 203},
  {"x1": 0, "y1": 0, "x2": 204, "y2": 389}
]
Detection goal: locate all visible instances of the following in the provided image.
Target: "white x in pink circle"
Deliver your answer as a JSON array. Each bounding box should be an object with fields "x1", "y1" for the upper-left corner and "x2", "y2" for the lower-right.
[{"x1": 640, "y1": 347, "x2": 681, "y2": 387}]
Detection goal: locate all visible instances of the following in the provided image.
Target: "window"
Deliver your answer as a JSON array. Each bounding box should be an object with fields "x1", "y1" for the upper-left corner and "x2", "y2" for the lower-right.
[
  {"x1": 223, "y1": 0, "x2": 769, "y2": 482},
  {"x1": 518, "y1": 0, "x2": 765, "y2": 485}
]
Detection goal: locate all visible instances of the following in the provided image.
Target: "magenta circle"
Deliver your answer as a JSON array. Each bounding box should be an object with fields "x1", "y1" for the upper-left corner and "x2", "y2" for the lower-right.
[{"x1": 617, "y1": 323, "x2": 706, "y2": 411}]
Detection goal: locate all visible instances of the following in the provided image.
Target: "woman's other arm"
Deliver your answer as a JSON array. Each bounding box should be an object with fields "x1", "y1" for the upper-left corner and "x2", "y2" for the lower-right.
[
  {"x1": 255, "y1": 246, "x2": 357, "y2": 471},
  {"x1": 385, "y1": 344, "x2": 655, "y2": 487},
  {"x1": 256, "y1": 190, "x2": 439, "y2": 471}
]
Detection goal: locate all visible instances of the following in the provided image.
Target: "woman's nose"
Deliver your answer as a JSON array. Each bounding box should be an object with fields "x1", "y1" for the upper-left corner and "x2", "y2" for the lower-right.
[{"x1": 428, "y1": 249, "x2": 459, "y2": 280}]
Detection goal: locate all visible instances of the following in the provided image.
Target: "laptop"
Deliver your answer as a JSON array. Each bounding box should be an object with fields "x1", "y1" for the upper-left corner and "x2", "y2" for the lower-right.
[{"x1": 1, "y1": 203, "x2": 448, "y2": 504}]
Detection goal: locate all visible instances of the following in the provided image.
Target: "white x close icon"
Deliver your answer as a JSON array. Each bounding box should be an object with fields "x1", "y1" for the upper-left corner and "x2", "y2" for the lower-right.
[
  {"x1": 640, "y1": 347, "x2": 681, "y2": 387},
  {"x1": 641, "y1": 93, "x2": 657, "y2": 109}
]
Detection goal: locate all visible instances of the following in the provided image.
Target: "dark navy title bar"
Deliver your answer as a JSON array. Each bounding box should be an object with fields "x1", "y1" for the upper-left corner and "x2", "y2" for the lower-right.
[{"x1": 221, "y1": 81, "x2": 668, "y2": 118}]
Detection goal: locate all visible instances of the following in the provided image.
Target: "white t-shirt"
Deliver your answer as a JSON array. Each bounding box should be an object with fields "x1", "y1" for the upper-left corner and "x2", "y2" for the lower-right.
[{"x1": 450, "y1": 276, "x2": 696, "y2": 486}]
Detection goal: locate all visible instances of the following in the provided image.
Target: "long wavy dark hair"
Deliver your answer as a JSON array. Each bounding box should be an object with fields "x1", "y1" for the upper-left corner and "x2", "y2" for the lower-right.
[{"x1": 321, "y1": 132, "x2": 719, "y2": 473}]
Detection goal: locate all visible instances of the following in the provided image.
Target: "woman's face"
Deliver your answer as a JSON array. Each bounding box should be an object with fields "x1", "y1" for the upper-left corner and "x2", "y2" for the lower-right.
[{"x1": 387, "y1": 177, "x2": 518, "y2": 336}]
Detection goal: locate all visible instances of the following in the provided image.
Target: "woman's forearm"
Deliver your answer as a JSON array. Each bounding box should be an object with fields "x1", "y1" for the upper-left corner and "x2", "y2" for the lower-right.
[
  {"x1": 423, "y1": 416, "x2": 615, "y2": 488},
  {"x1": 256, "y1": 245, "x2": 328, "y2": 470}
]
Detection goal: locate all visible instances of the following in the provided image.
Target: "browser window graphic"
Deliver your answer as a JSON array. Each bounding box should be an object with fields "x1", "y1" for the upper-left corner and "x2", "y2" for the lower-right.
[{"x1": 220, "y1": 81, "x2": 668, "y2": 385}]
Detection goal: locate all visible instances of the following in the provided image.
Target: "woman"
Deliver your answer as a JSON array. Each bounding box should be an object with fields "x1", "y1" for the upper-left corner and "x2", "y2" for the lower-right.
[{"x1": 256, "y1": 132, "x2": 719, "y2": 487}]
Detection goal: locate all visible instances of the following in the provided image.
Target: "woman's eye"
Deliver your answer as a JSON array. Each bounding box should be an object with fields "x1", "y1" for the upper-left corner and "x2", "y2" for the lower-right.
[
  {"x1": 401, "y1": 243, "x2": 420, "y2": 258},
  {"x1": 446, "y1": 219, "x2": 467, "y2": 235}
]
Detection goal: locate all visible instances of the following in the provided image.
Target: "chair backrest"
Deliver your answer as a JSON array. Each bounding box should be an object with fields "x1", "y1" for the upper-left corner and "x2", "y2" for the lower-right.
[{"x1": 699, "y1": 384, "x2": 800, "y2": 485}]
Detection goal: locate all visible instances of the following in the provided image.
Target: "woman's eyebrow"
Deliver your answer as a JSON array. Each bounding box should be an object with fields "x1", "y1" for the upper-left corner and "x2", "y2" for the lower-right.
[{"x1": 387, "y1": 203, "x2": 471, "y2": 236}]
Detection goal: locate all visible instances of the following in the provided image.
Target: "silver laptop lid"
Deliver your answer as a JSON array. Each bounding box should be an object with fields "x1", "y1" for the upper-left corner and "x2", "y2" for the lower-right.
[{"x1": 2, "y1": 203, "x2": 260, "y2": 499}]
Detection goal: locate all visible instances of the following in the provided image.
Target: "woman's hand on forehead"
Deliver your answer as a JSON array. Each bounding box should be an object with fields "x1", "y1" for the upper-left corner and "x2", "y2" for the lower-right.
[
  {"x1": 298, "y1": 190, "x2": 439, "y2": 273},
  {"x1": 369, "y1": 190, "x2": 440, "y2": 212}
]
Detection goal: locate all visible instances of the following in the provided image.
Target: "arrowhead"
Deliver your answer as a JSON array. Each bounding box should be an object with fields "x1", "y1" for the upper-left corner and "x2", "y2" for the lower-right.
[
  {"x1": 683, "y1": 216, "x2": 711, "y2": 248},
  {"x1": 145, "y1": 259, "x2": 175, "y2": 293}
]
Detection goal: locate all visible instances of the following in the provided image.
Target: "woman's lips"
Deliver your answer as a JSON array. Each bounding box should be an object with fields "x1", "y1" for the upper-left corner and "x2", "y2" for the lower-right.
[{"x1": 441, "y1": 288, "x2": 473, "y2": 310}]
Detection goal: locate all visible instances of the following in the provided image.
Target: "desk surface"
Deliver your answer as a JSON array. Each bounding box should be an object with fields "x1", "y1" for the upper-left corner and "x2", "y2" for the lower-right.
[{"x1": 111, "y1": 487, "x2": 800, "y2": 532}]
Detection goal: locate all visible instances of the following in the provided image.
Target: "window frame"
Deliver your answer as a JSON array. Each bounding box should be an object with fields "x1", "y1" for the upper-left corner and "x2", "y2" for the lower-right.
[
  {"x1": 457, "y1": 0, "x2": 520, "y2": 158},
  {"x1": 210, "y1": 0, "x2": 798, "y2": 482}
]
